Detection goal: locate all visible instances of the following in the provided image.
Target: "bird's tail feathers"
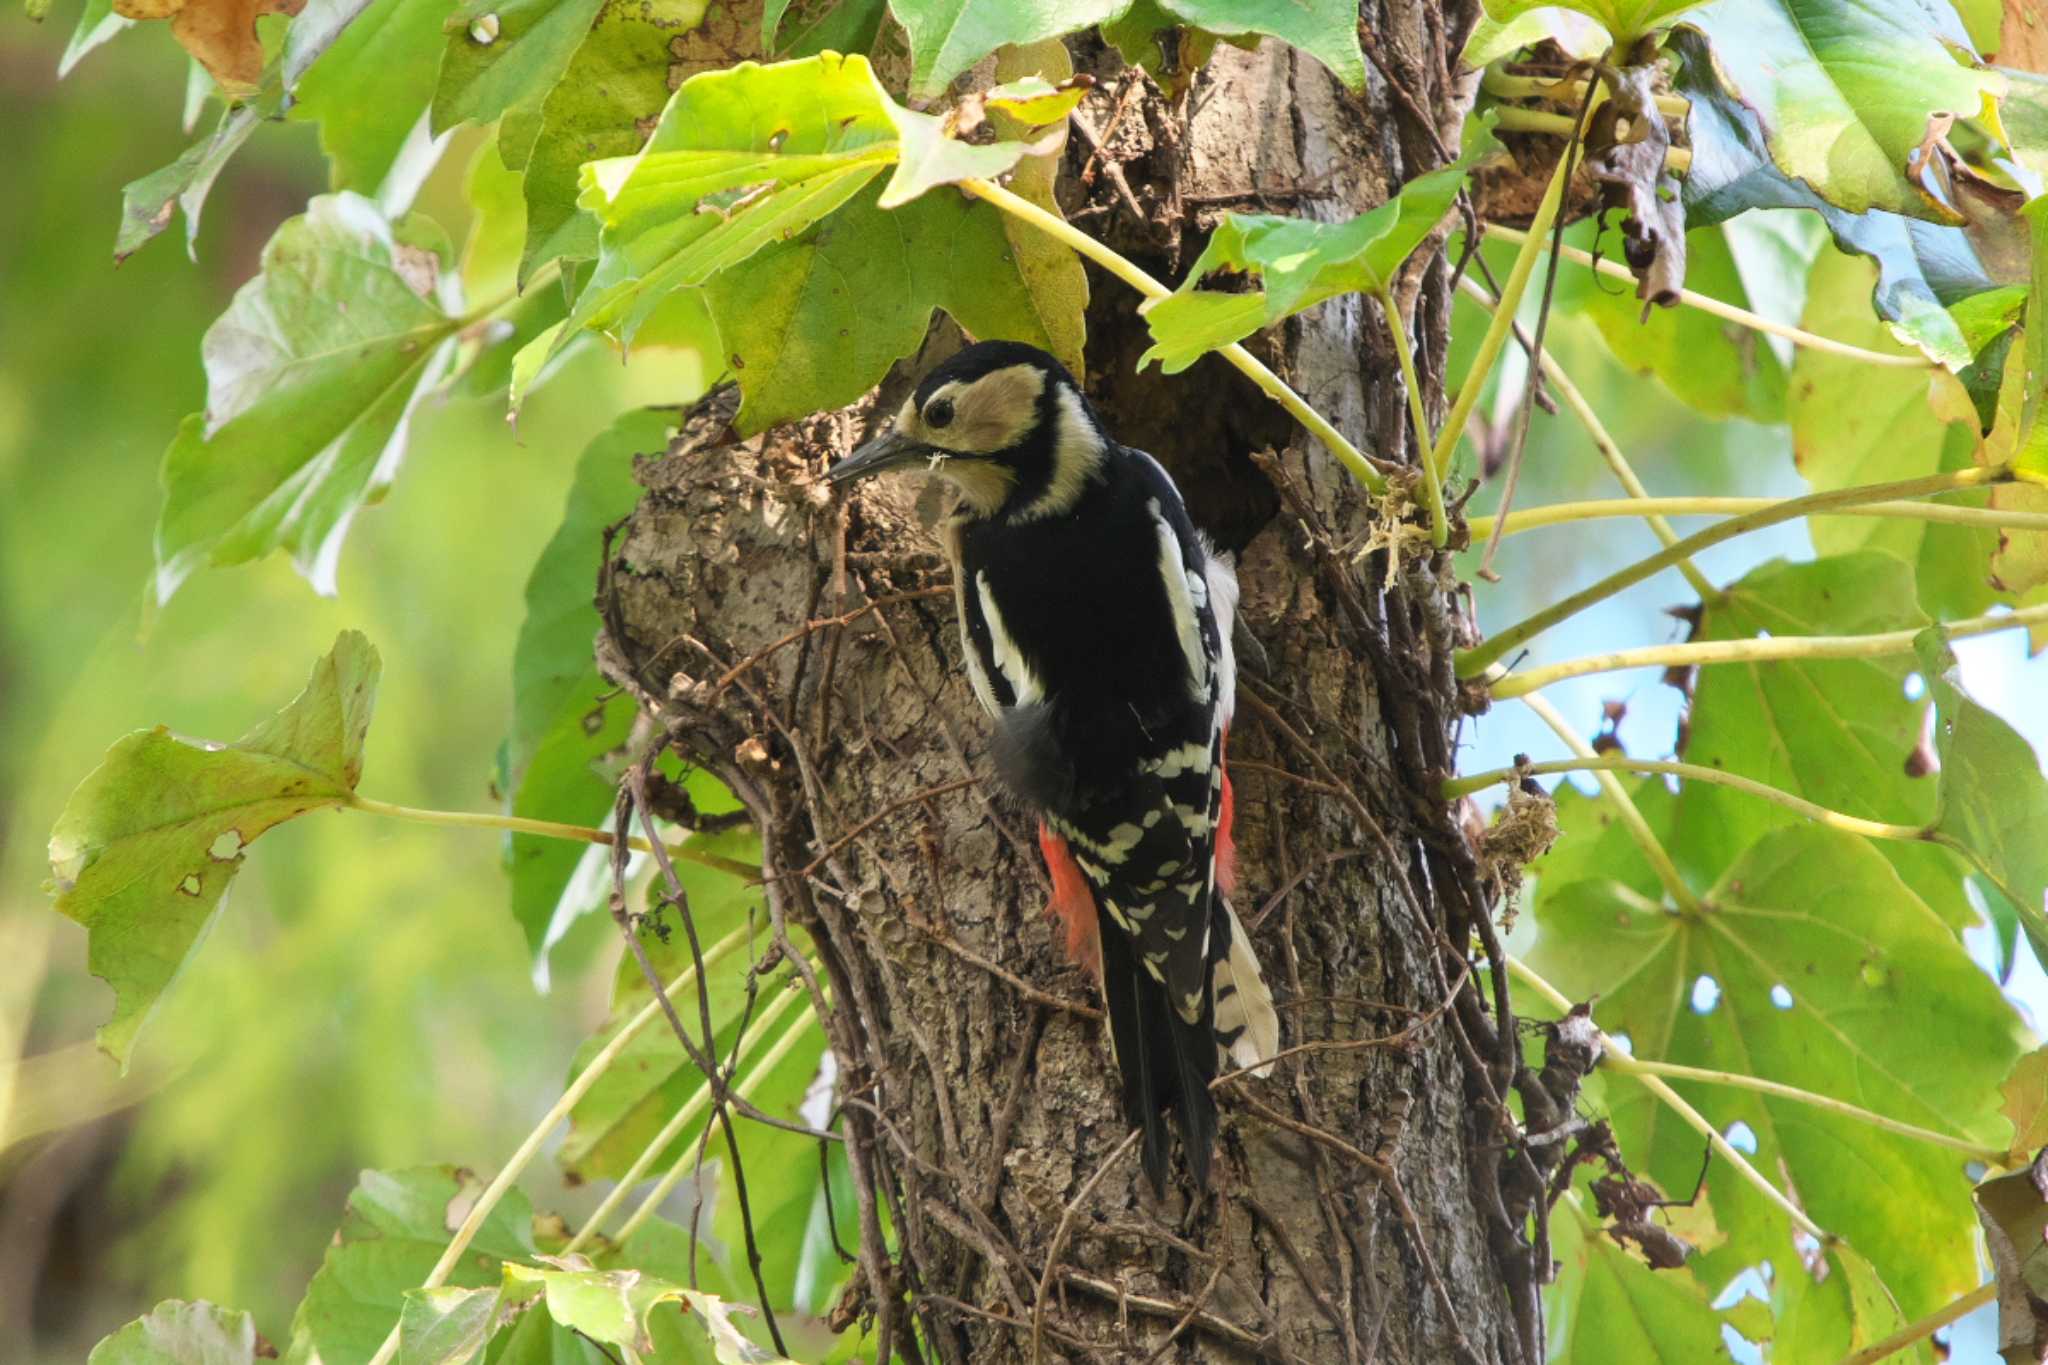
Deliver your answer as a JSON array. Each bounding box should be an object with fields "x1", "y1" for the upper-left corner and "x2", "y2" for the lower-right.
[
  {"x1": 1211, "y1": 900, "x2": 1280, "y2": 1077},
  {"x1": 1101, "y1": 924, "x2": 1220, "y2": 1194}
]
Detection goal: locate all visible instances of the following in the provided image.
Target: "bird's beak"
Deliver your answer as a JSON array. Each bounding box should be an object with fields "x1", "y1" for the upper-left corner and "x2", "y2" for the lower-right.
[{"x1": 825, "y1": 429, "x2": 929, "y2": 487}]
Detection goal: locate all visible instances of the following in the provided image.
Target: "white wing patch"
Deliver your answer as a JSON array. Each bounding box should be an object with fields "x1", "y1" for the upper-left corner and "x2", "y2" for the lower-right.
[
  {"x1": 1148, "y1": 499, "x2": 1210, "y2": 703},
  {"x1": 1202, "y1": 544, "x2": 1240, "y2": 731},
  {"x1": 976, "y1": 571, "x2": 1044, "y2": 706}
]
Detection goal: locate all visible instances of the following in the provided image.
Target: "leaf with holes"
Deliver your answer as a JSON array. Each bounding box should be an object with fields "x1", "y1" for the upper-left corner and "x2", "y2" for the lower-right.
[
  {"x1": 87, "y1": 1300, "x2": 272, "y2": 1364},
  {"x1": 1141, "y1": 123, "x2": 1494, "y2": 372},
  {"x1": 48, "y1": 632, "x2": 378, "y2": 1066},
  {"x1": 155, "y1": 193, "x2": 466, "y2": 603},
  {"x1": 1682, "y1": 0, "x2": 2005, "y2": 223},
  {"x1": 1529, "y1": 823, "x2": 2025, "y2": 1332},
  {"x1": 1917, "y1": 628, "x2": 2048, "y2": 963},
  {"x1": 293, "y1": 1167, "x2": 537, "y2": 1363}
]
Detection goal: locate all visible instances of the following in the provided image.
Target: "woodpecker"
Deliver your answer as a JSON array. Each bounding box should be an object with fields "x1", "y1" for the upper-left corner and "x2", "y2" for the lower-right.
[{"x1": 825, "y1": 340, "x2": 1280, "y2": 1193}]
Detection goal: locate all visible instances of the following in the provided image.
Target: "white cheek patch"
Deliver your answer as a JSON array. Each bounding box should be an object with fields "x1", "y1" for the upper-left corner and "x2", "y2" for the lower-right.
[{"x1": 1010, "y1": 386, "x2": 1106, "y2": 523}]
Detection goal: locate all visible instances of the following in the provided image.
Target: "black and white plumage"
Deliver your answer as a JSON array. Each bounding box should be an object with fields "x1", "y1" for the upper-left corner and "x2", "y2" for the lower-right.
[{"x1": 826, "y1": 340, "x2": 1279, "y2": 1193}]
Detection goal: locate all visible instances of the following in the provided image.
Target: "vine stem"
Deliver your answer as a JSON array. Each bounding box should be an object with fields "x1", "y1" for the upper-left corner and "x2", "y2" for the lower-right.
[
  {"x1": 1506, "y1": 956, "x2": 1832, "y2": 1243},
  {"x1": 1836, "y1": 1282, "x2": 1996, "y2": 1365},
  {"x1": 1455, "y1": 276, "x2": 1714, "y2": 598},
  {"x1": 562, "y1": 974, "x2": 818, "y2": 1255},
  {"x1": 1479, "y1": 70, "x2": 1691, "y2": 118},
  {"x1": 1447, "y1": 755, "x2": 1926, "y2": 841},
  {"x1": 1484, "y1": 223, "x2": 1934, "y2": 369},
  {"x1": 613, "y1": 993, "x2": 827, "y2": 1244},
  {"x1": 346, "y1": 794, "x2": 761, "y2": 881},
  {"x1": 1375, "y1": 285, "x2": 1446, "y2": 541},
  {"x1": 1457, "y1": 465, "x2": 2011, "y2": 676},
  {"x1": 1429, "y1": 125, "x2": 1579, "y2": 516},
  {"x1": 1512, "y1": 688, "x2": 1702, "y2": 913},
  {"x1": 362, "y1": 924, "x2": 755, "y2": 1365},
  {"x1": 1487, "y1": 106, "x2": 1694, "y2": 173},
  {"x1": 1627, "y1": 1059, "x2": 2007, "y2": 1164},
  {"x1": 961, "y1": 176, "x2": 1389, "y2": 493},
  {"x1": 1488, "y1": 598, "x2": 2048, "y2": 698},
  {"x1": 1471, "y1": 493, "x2": 2048, "y2": 539}
]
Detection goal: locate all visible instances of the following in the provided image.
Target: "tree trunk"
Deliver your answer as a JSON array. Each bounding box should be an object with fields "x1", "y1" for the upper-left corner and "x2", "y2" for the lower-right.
[{"x1": 596, "y1": 7, "x2": 1538, "y2": 1361}]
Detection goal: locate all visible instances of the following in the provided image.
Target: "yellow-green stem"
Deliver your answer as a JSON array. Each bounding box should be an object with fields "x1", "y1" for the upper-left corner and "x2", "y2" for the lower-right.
[
  {"x1": 1458, "y1": 466, "x2": 2009, "y2": 676},
  {"x1": 1375, "y1": 285, "x2": 1447, "y2": 543},
  {"x1": 615, "y1": 995, "x2": 826, "y2": 1243},
  {"x1": 1488, "y1": 599, "x2": 2048, "y2": 698},
  {"x1": 362, "y1": 925, "x2": 754, "y2": 1365},
  {"x1": 1472, "y1": 493, "x2": 2048, "y2": 540},
  {"x1": 1447, "y1": 755, "x2": 1926, "y2": 840},
  {"x1": 1455, "y1": 276, "x2": 1714, "y2": 598},
  {"x1": 1480, "y1": 71, "x2": 1691, "y2": 118},
  {"x1": 1837, "y1": 1283, "x2": 1996, "y2": 1365},
  {"x1": 1507, "y1": 955, "x2": 1831, "y2": 1242},
  {"x1": 961, "y1": 176, "x2": 1388, "y2": 493},
  {"x1": 1513, "y1": 689, "x2": 1701, "y2": 913},
  {"x1": 1430, "y1": 133, "x2": 1579, "y2": 497},
  {"x1": 564, "y1": 975, "x2": 817, "y2": 1255},
  {"x1": 347, "y1": 794, "x2": 761, "y2": 881},
  {"x1": 1484, "y1": 223, "x2": 1934, "y2": 369},
  {"x1": 1489, "y1": 106, "x2": 1693, "y2": 173}
]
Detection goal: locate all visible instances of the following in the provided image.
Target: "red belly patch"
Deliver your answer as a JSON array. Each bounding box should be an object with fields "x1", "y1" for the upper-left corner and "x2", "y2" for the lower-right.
[
  {"x1": 1037, "y1": 823, "x2": 1102, "y2": 979},
  {"x1": 1215, "y1": 728, "x2": 1238, "y2": 897}
]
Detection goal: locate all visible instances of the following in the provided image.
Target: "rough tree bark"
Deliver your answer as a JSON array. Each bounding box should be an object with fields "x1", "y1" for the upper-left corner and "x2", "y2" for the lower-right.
[{"x1": 596, "y1": 6, "x2": 1545, "y2": 1361}]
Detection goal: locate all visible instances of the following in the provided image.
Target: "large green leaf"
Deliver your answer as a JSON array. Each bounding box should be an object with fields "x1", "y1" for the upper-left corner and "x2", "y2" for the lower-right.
[
  {"x1": 1683, "y1": 0, "x2": 2004, "y2": 223},
  {"x1": 506, "y1": 410, "x2": 669, "y2": 961},
  {"x1": 1776, "y1": 1246, "x2": 1933, "y2": 1365},
  {"x1": 1482, "y1": 0, "x2": 1705, "y2": 43},
  {"x1": 1147, "y1": 0, "x2": 1364, "y2": 88},
  {"x1": 516, "y1": 0, "x2": 759, "y2": 284},
  {"x1": 1788, "y1": 246, "x2": 1996, "y2": 618},
  {"x1": 431, "y1": 0, "x2": 607, "y2": 132},
  {"x1": 49, "y1": 632, "x2": 378, "y2": 1066},
  {"x1": 1545, "y1": 1197, "x2": 1736, "y2": 1361},
  {"x1": 1673, "y1": 28, "x2": 2013, "y2": 371},
  {"x1": 1141, "y1": 128, "x2": 1492, "y2": 372},
  {"x1": 1529, "y1": 824, "x2": 2024, "y2": 1328},
  {"x1": 88, "y1": 1301, "x2": 269, "y2": 1365},
  {"x1": 888, "y1": 0, "x2": 1125, "y2": 98},
  {"x1": 154, "y1": 194, "x2": 464, "y2": 602},
  {"x1": 294, "y1": 1167, "x2": 538, "y2": 1365},
  {"x1": 1917, "y1": 629, "x2": 2048, "y2": 962},
  {"x1": 292, "y1": 0, "x2": 455, "y2": 192},
  {"x1": 765, "y1": 0, "x2": 888, "y2": 55}
]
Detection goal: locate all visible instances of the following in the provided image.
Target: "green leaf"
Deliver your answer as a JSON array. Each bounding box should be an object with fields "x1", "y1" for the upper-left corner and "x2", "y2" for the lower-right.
[
  {"x1": 2001, "y1": 1047, "x2": 2048, "y2": 1154},
  {"x1": 155, "y1": 193, "x2": 464, "y2": 602},
  {"x1": 507, "y1": 410, "x2": 669, "y2": 961},
  {"x1": 1545, "y1": 1198, "x2": 1734, "y2": 1360},
  {"x1": 516, "y1": 0, "x2": 759, "y2": 284},
  {"x1": 1141, "y1": 125, "x2": 1492, "y2": 372},
  {"x1": 765, "y1": 0, "x2": 887, "y2": 56},
  {"x1": 1682, "y1": 0, "x2": 2003, "y2": 223},
  {"x1": 397, "y1": 1285, "x2": 500, "y2": 1365},
  {"x1": 504, "y1": 1265, "x2": 796, "y2": 1362},
  {"x1": 878, "y1": 95, "x2": 1045, "y2": 208},
  {"x1": 1481, "y1": 0, "x2": 1705, "y2": 44},
  {"x1": 1529, "y1": 824, "x2": 2024, "y2": 1325},
  {"x1": 115, "y1": 105, "x2": 260, "y2": 263},
  {"x1": 1777, "y1": 1245, "x2": 1933, "y2": 1365},
  {"x1": 432, "y1": 0, "x2": 606, "y2": 132},
  {"x1": 60, "y1": 0, "x2": 133, "y2": 77},
  {"x1": 88, "y1": 1301, "x2": 269, "y2": 1365},
  {"x1": 983, "y1": 74, "x2": 1087, "y2": 125},
  {"x1": 49, "y1": 631, "x2": 378, "y2": 1066},
  {"x1": 889, "y1": 0, "x2": 1125, "y2": 98},
  {"x1": 1153, "y1": 0, "x2": 1363, "y2": 88},
  {"x1": 295, "y1": 1167, "x2": 537, "y2": 1364},
  {"x1": 1099, "y1": 0, "x2": 1219, "y2": 89},
  {"x1": 1917, "y1": 628, "x2": 2048, "y2": 962},
  {"x1": 1788, "y1": 247, "x2": 1995, "y2": 618},
  {"x1": 292, "y1": 0, "x2": 455, "y2": 193},
  {"x1": 1554, "y1": 220, "x2": 1788, "y2": 422}
]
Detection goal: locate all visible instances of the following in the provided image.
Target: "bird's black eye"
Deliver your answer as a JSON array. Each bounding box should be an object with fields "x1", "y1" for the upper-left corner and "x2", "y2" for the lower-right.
[{"x1": 924, "y1": 397, "x2": 955, "y2": 429}]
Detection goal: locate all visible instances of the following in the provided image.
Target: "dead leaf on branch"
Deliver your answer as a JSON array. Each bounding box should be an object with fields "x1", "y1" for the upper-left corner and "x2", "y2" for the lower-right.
[
  {"x1": 1584, "y1": 59, "x2": 1687, "y2": 310},
  {"x1": 113, "y1": 0, "x2": 306, "y2": 93}
]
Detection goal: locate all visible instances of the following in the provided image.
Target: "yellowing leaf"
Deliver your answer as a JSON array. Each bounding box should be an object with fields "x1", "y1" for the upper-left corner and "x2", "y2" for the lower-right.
[
  {"x1": 2001, "y1": 1048, "x2": 2048, "y2": 1154},
  {"x1": 112, "y1": 0, "x2": 306, "y2": 93}
]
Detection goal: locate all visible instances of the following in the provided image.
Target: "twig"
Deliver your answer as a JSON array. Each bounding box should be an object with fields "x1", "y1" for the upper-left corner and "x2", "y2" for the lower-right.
[{"x1": 1031, "y1": 1128, "x2": 1143, "y2": 1365}]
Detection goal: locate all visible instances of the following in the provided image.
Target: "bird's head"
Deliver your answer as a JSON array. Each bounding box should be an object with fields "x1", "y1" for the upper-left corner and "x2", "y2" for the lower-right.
[{"x1": 825, "y1": 340, "x2": 1107, "y2": 521}]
